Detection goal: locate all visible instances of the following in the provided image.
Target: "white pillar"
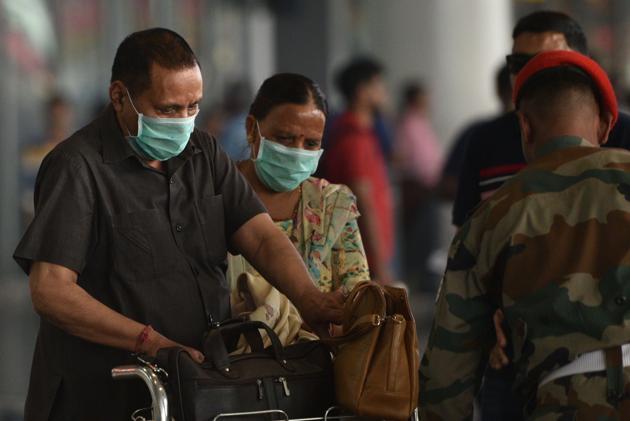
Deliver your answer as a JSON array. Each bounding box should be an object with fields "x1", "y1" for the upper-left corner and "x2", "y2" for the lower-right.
[
  {"x1": 367, "y1": 0, "x2": 513, "y2": 147},
  {"x1": 429, "y1": 0, "x2": 512, "y2": 145}
]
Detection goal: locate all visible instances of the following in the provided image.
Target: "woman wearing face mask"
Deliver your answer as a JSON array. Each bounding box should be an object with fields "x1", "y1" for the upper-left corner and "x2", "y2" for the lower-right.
[{"x1": 227, "y1": 73, "x2": 370, "y2": 347}]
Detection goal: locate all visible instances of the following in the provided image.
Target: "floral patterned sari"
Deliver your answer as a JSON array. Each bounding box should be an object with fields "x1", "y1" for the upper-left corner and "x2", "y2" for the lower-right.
[{"x1": 227, "y1": 177, "x2": 370, "y2": 350}]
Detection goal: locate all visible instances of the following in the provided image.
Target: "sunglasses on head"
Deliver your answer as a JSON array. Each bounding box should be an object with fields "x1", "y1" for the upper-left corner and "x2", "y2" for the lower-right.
[{"x1": 506, "y1": 53, "x2": 536, "y2": 75}]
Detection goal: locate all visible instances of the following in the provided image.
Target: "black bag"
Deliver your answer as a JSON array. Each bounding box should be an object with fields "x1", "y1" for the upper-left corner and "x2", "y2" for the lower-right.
[{"x1": 157, "y1": 320, "x2": 335, "y2": 421}]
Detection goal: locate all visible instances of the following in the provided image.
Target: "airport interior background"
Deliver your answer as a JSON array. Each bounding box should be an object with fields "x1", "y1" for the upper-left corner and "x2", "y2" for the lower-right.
[{"x1": 1, "y1": 0, "x2": 630, "y2": 418}]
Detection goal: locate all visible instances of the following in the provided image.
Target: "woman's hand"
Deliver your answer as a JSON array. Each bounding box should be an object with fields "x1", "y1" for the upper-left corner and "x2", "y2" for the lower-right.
[{"x1": 489, "y1": 309, "x2": 510, "y2": 370}]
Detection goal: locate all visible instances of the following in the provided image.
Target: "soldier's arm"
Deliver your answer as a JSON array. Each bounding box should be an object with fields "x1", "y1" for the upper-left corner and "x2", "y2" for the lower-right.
[{"x1": 419, "y1": 228, "x2": 496, "y2": 419}]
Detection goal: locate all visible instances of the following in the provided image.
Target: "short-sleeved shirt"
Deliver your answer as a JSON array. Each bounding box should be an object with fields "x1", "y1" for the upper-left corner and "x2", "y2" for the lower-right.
[
  {"x1": 13, "y1": 105, "x2": 266, "y2": 420},
  {"x1": 452, "y1": 111, "x2": 630, "y2": 226},
  {"x1": 321, "y1": 111, "x2": 394, "y2": 265}
]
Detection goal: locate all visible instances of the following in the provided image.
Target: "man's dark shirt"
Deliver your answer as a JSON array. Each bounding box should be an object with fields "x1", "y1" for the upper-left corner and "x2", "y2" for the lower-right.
[
  {"x1": 452, "y1": 110, "x2": 630, "y2": 226},
  {"x1": 13, "y1": 106, "x2": 265, "y2": 420},
  {"x1": 442, "y1": 118, "x2": 489, "y2": 181}
]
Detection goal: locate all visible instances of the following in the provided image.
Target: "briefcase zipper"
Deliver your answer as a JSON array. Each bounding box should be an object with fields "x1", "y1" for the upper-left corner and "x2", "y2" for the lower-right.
[
  {"x1": 256, "y1": 378, "x2": 264, "y2": 400},
  {"x1": 275, "y1": 376, "x2": 291, "y2": 397}
]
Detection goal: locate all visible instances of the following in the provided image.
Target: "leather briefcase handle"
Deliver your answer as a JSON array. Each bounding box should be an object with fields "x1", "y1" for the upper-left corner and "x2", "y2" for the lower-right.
[{"x1": 203, "y1": 320, "x2": 287, "y2": 374}]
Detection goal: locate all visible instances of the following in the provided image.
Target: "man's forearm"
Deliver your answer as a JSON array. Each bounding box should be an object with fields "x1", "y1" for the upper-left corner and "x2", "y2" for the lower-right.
[
  {"x1": 231, "y1": 213, "x2": 343, "y2": 331},
  {"x1": 241, "y1": 224, "x2": 318, "y2": 306},
  {"x1": 31, "y1": 262, "x2": 146, "y2": 350},
  {"x1": 29, "y1": 262, "x2": 189, "y2": 357}
]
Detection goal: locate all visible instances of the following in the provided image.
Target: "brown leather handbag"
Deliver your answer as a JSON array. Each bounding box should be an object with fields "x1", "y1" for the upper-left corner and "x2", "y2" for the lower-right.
[{"x1": 326, "y1": 281, "x2": 420, "y2": 420}]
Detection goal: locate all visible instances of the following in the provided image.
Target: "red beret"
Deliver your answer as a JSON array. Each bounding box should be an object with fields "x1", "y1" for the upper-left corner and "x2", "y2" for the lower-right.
[{"x1": 513, "y1": 50, "x2": 618, "y2": 126}]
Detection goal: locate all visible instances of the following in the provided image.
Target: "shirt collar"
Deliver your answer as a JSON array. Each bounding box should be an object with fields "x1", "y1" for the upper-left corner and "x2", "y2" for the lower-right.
[
  {"x1": 535, "y1": 135, "x2": 594, "y2": 159},
  {"x1": 100, "y1": 103, "x2": 201, "y2": 165}
]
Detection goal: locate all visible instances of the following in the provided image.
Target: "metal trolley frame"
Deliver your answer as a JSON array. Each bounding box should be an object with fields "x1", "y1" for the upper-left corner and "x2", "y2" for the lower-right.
[{"x1": 112, "y1": 364, "x2": 420, "y2": 421}]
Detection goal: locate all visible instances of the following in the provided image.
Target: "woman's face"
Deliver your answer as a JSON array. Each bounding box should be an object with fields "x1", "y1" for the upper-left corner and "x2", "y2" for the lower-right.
[{"x1": 247, "y1": 102, "x2": 326, "y2": 157}]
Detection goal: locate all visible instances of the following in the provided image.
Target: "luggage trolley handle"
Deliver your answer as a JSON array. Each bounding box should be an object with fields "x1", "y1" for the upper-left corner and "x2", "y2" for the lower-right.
[
  {"x1": 112, "y1": 363, "x2": 169, "y2": 421},
  {"x1": 212, "y1": 409, "x2": 289, "y2": 421}
]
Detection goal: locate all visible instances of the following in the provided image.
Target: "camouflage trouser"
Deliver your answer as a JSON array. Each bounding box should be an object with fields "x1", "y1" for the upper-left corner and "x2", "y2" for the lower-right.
[{"x1": 529, "y1": 368, "x2": 630, "y2": 420}]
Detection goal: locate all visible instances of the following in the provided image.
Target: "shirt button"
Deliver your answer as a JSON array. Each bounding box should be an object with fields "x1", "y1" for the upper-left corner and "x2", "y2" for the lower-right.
[
  {"x1": 170, "y1": 177, "x2": 175, "y2": 185},
  {"x1": 175, "y1": 224, "x2": 183, "y2": 232},
  {"x1": 615, "y1": 296, "x2": 628, "y2": 306}
]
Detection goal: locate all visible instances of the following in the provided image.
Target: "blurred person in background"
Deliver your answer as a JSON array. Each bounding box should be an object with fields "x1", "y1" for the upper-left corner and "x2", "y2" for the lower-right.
[
  {"x1": 201, "y1": 102, "x2": 226, "y2": 140},
  {"x1": 373, "y1": 109, "x2": 396, "y2": 163},
  {"x1": 393, "y1": 81, "x2": 443, "y2": 291},
  {"x1": 227, "y1": 73, "x2": 370, "y2": 349},
  {"x1": 321, "y1": 57, "x2": 394, "y2": 285},
  {"x1": 217, "y1": 79, "x2": 252, "y2": 161},
  {"x1": 20, "y1": 94, "x2": 74, "y2": 224},
  {"x1": 439, "y1": 64, "x2": 512, "y2": 202},
  {"x1": 13, "y1": 28, "x2": 343, "y2": 420},
  {"x1": 453, "y1": 10, "x2": 630, "y2": 228}
]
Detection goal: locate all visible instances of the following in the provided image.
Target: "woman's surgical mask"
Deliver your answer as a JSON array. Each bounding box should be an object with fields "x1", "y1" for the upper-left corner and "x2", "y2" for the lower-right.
[
  {"x1": 253, "y1": 122, "x2": 323, "y2": 192},
  {"x1": 124, "y1": 89, "x2": 197, "y2": 161}
]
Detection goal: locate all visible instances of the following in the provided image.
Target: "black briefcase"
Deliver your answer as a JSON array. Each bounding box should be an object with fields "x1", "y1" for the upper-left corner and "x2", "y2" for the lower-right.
[{"x1": 157, "y1": 320, "x2": 335, "y2": 421}]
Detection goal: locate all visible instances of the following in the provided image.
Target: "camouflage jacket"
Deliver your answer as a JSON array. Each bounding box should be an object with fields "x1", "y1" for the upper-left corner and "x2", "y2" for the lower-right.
[{"x1": 420, "y1": 136, "x2": 630, "y2": 419}]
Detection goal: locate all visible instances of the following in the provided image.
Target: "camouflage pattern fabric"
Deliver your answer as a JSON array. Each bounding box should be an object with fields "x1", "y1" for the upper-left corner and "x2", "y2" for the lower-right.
[{"x1": 419, "y1": 136, "x2": 630, "y2": 420}]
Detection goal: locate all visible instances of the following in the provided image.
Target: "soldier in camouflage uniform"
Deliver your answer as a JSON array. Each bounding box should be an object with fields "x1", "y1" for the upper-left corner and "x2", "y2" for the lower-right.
[{"x1": 420, "y1": 50, "x2": 630, "y2": 420}]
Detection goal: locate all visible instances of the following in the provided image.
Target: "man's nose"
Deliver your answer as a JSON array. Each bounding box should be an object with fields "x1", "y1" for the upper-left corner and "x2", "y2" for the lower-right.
[{"x1": 290, "y1": 138, "x2": 306, "y2": 149}]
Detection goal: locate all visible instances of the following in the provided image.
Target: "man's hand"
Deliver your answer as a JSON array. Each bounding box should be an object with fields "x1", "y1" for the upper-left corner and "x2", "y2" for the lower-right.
[
  {"x1": 29, "y1": 261, "x2": 205, "y2": 362},
  {"x1": 141, "y1": 328, "x2": 204, "y2": 363},
  {"x1": 231, "y1": 213, "x2": 345, "y2": 334},
  {"x1": 489, "y1": 309, "x2": 510, "y2": 370},
  {"x1": 295, "y1": 288, "x2": 345, "y2": 338}
]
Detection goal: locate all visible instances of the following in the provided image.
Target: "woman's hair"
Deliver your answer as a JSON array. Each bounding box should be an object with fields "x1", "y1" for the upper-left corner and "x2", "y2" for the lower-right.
[{"x1": 249, "y1": 73, "x2": 328, "y2": 120}]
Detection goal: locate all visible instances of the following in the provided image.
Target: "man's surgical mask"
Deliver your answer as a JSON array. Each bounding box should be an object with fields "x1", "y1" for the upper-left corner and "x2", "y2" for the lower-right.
[
  {"x1": 253, "y1": 122, "x2": 323, "y2": 192},
  {"x1": 124, "y1": 89, "x2": 197, "y2": 161}
]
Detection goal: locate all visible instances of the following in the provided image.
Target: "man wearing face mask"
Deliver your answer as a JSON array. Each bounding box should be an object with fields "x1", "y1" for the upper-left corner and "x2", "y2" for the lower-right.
[{"x1": 13, "y1": 28, "x2": 344, "y2": 420}]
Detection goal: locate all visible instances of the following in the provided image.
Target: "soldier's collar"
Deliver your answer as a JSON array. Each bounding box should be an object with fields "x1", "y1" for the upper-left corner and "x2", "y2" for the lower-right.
[{"x1": 535, "y1": 136, "x2": 593, "y2": 158}]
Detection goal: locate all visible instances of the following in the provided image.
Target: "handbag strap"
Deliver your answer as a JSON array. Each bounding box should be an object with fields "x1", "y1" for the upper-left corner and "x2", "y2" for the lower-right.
[
  {"x1": 342, "y1": 281, "x2": 386, "y2": 329},
  {"x1": 321, "y1": 282, "x2": 387, "y2": 348},
  {"x1": 322, "y1": 313, "x2": 383, "y2": 346},
  {"x1": 203, "y1": 320, "x2": 288, "y2": 373}
]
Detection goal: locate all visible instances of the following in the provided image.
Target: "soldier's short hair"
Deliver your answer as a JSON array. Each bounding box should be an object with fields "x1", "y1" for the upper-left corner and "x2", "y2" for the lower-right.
[{"x1": 518, "y1": 65, "x2": 600, "y2": 113}]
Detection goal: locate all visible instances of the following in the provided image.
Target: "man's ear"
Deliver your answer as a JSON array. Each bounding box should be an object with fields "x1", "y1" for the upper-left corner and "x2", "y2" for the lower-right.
[
  {"x1": 109, "y1": 81, "x2": 126, "y2": 112},
  {"x1": 245, "y1": 115, "x2": 260, "y2": 159},
  {"x1": 597, "y1": 112, "x2": 614, "y2": 146},
  {"x1": 245, "y1": 115, "x2": 257, "y2": 144},
  {"x1": 516, "y1": 110, "x2": 533, "y2": 146}
]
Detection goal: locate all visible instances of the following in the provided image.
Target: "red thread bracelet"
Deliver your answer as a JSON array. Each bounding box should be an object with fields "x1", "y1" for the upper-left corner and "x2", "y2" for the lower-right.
[{"x1": 134, "y1": 324, "x2": 153, "y2": 354}]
